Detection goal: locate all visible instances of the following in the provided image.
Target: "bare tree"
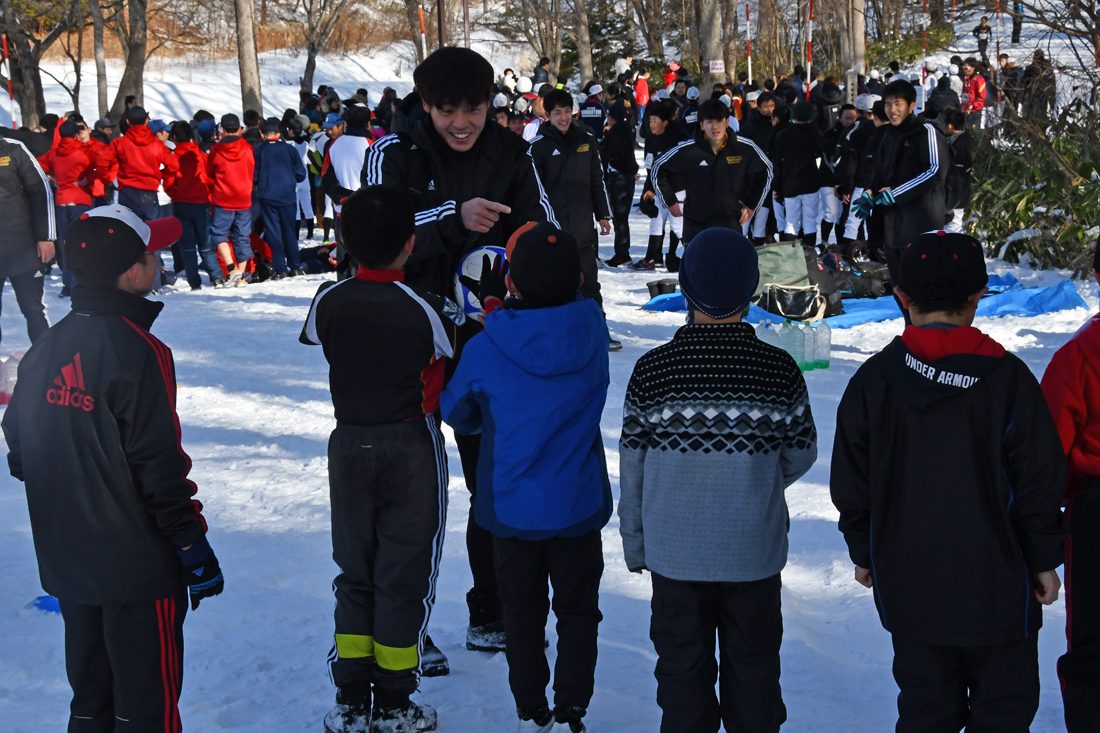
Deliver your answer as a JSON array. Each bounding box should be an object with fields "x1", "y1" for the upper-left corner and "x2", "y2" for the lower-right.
[
  {"x1": 629, "y1": 0, "x2": 664, "y2": 58},
  {"x1": 0, "y1": 0, "x2": 77, "y2": 127},
  {"x1": 517, "y1": 0, "x2": 563, "y2": 82},
  {"x1": 573, "y1": 0, "x2": 594, "y2": 81},
  {"x1": 88, "y1": 0, "x2": 109, "y2": 117},
  {"x1": 289, "y1": 0, "x2": 356, "y2": 93},
  {"x1": 1020, "y1": 0, "x2": 1100, "y2": 67},
  {"x1": 106, "y1": 0, "x2": 150, "y2": 119},
  {"x1": 696, "y1": 0, "x2": 725, "y2": 86},
  {"x1": 234, "y1": 0, "x2": 263, "y2": 114}
]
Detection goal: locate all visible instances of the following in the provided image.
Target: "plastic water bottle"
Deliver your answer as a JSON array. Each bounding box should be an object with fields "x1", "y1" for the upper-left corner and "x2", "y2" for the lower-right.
[
  {"x1": 812, "y1": 321, "x2": 832, "y2": 370},
  {"x1": 755, "y1": 322, "x2": 782, "y2": 349},
  {"x1": 777, "y1": 321, "x2": 805, "y2": 368}
]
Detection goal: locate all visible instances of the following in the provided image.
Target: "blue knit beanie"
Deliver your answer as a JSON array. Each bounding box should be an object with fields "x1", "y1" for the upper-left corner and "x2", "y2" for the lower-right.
[{"x1": 678, "y1": 227, "x2": 760, "y2": 319}]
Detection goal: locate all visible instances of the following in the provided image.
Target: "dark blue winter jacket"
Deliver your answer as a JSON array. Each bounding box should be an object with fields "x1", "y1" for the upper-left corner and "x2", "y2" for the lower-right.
[
  {"x1": 254, "y1": 139, "x2": 307, "y2": 205},
  {"x1": 441, "y1": 298, "x2": 612, "y2": 540}
]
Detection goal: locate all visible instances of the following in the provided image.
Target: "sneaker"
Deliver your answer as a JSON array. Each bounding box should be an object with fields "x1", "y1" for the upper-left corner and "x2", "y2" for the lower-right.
[
  {"x1": 271, "y1": 271, "x2": 288, "y2": 280},
  {"x1": 551, "y1": 705, "x2": 587, "y2": 733},
  {"x1": 211, "y1": 277, "x2": 227, "y2": 288},
  {"x1": 630, "y1": 259, "x2": 657, "y2": 271},
  {"x1": 604, "y1": 254, "x2": 631, "y2": 267},
  {"x1": 292, "y1": 267, "x2": 308, "y2": 277},
  {"x1": 324, "y1": 702, "x2": 371, "y2": 733},
  {"x1": 608, "y1": 338, "x2": 623, "y2": 352},
  {"x1": 225, "y1": 269, "x2": 245, "y2": 286},
  {"x1": 517, "y1": 704, "x2": 554, "y2": 733},
  {"x1": 421, "y1": 635, "x2": 450, "y2": 677},
  {"x1": 369, "y1": 701, "x2": 437, "y2": 733}
]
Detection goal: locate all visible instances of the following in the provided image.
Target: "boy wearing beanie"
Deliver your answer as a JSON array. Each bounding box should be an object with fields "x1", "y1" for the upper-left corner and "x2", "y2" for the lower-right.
[
  {"x1": 618, "y1": 227, "x2": 817, "y2": 733},
  {"x1": 831, "y1": 231, "x2": 1065, "y2": 731},
  {"x1": 1040, "y1": 236, "x2": 1100, "y2": 732},
  {"x1": 441, "y1": 221, "x2": 612, "y2": 733}
]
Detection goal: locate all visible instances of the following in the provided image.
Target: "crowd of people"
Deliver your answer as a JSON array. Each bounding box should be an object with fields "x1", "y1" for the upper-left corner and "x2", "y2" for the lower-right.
[{"x1": 0, "y1": 35, "x2": 1092, "y2": 733}]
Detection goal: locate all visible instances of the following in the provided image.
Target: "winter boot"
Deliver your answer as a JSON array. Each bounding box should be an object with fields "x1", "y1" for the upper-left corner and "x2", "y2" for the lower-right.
[
  {"x1": 666, "y1": 231, "x2": 681, "y2": 271},
  {"x1": 604, "y1": 253, "x2": 631, "y2": 267},
  {"x1": 324, "y1": 684, "x2": 372, "y2": 733},
  {"x1": 643, "y1": 234, "x2": 664, "y2": 264},
  {"x1": 369, "y1": 701, "x2": 437, "y2": 733},
  {"x1": 820, "y1": 220, "x2": 834, "y2": 246},
  {"x1": 517, "y1": 704, "x2": 555, "y2": 733},
  {"x1": 465, "y1": 589, "x2": 506, "y2": 652},
  {"x1": 420, "y1": 635, "x2": 449, "y2": 677},
  {"x1": 551, "y1": 705, "x2": 587, "y2": 733}
]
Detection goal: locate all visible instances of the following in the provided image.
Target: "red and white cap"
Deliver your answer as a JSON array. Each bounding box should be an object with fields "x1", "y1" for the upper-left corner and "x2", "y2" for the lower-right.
[{"x1": 62, "y1": 204, "x2": 183, "y2": 281}]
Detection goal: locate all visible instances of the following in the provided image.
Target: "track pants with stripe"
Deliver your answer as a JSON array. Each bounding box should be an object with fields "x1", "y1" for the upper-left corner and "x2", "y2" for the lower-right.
[
  {"x1": 1060, "y1": 481, "x2": 1100, "y2": 732},
  {"x1": 60, "y1": 588, "x2": 187, "y2": 733},
  {"x1": 328, "y1": 418, "x2": 447, "y2": 699}
]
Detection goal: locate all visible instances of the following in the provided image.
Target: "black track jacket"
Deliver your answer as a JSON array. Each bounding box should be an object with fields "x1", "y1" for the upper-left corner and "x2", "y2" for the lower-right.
[
  {"x1": 870, "y1": 114, "x2": 950, "y2": 249},
  {"x1": 528, "y1": 121, "x2": 612, "y2": 249},
  {"x1": 3, "y1": 288, "x2": 208, "y2": 605},
  {"x1": 831, "y1": 325, "x2": 1065, "y2": 647},
  {"x1": 0, "y1": 134, "x2": 56, "y2": 278}
]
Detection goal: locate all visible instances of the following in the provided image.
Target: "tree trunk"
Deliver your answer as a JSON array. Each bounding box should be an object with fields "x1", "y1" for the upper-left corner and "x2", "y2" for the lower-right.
[
  {"x1": 719, "y1": 0, "x2": 739, "y2": 82},
  {"x1": 235, "y1": 0, "x2": 264, "y2": 114},
  {"x1": 575, "y1": 0, "x2": 594, "y2": 82},
  {"x1": 109, "y1": 0, "x2": 148, "y2": 119},
  {"x1": 629, "y1": 0, "x2": 664, "y2": 58},
  {"x1": 88, "y1": 0, "x2": 108, "y2": 117},
  {"x1": 697, "y1": 0, "x2": 725, "y2": 86},
  {"x1": 851, "y1": 0, "x2": 866, "y2": 74},
  {"x1": 301, "y1": 42, "x2": 319, "y2": 93}
]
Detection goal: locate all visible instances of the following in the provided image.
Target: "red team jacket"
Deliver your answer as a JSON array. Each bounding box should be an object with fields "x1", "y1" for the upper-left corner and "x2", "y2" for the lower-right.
[
  {"x1": 166, "y1": 140, "x2": 211, "y2": 205},
  {"x1": 38, "y1": 138, "x2": 96, "y2": 206},
  {"x1": 96, "y1": 124, "x2": 179, "y2": 192},
  {"x1": 962, "y1": 74, "x2": 987, "y2": 113},
  {"x1": 1041, "y1": 314, "x2": 1100, "y2": 497},
  {"x1": 206, "y1": 136, "x2": 254, "y2": 210}
]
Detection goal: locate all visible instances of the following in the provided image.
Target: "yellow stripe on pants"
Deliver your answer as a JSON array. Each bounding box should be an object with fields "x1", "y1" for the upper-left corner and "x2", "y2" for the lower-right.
[
  {"x1": 375, "y1": 642, "x2": 419, "y2": 671},
  {"x1": 335, "y1": 633, "x2": 375, "y2": 659}
]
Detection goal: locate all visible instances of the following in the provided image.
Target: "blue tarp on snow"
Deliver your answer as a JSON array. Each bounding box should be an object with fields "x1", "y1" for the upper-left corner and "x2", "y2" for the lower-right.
[{"x1": 641, "y1": 278, "x2": 1086, "y2": 329}]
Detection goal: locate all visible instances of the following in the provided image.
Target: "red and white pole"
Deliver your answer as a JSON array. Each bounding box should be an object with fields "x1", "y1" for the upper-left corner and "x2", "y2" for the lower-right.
[
  {"x1": 806, "y1": 0, "x2": 814, "y2": 98},
  {"x1": 745, "y1": 2, "x2": 753, "y2": 85},
  {"x1": 417, "y1": 4, "x2": 428, "y2": 59},
  {"x1": 1, "y1": 33, "x2": 15, "y2": 129}
]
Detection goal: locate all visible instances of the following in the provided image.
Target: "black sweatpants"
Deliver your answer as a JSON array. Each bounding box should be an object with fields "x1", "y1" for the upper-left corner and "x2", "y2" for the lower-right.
[
  {"x1": 494, "y1": 531, "x2": 604, "y2": 711},
  {"x1": 455, "y1": 431, "x2": 497, "y2": 600},
  {"x1": 892, "y1": 633, "x2": 1039, "y2": 732},
  {"x1": 59, "y1": 587, "x2": 187, "y2": 733},
  {"x1": 328, "y1": 418, "x2": 447, "y2": 698},
  {"x1": 605, "y1": 171, "x2": 636, "y2": 258},
  {"x1": 1060, "y1": 483, "x2": 1100, "y2": 732},
  {"x1": 650, "y1": 572, "x2": 785, "y2": 733},
  {"x1": 578, "y1": 245, "x2": 602, "y2": 306},
  {"x1": 0, "y1": 269, "x2": 48, "y2": 346}
]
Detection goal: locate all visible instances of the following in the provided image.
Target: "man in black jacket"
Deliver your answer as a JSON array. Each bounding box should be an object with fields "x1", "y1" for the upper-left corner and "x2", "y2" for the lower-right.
[
  {"x1": 529, "y1": 88, "x2": 612, "y2": 303},
  {"x1": 600, "y1": 104, "x2": 640, "y2": 267},
  {"x1": 2, "y1": 204, "x2": 224, "y2": 732},
  {"x1": 942, "y1": 108, "x2": 973, "y2": 233},
  {"x1": 0, "y1": 133, "x2": 56, "y2": 347},
  {"x1": 653, "y1": 99, "x2": 773, "y2": 247},
  {"x1": 773, "y1": 101, "x2": 824, "y2": 248},
  {"x1": 361, "y1": 46, "x2": 557, "y2": 657},
  {"x1": 830, "y1": 231, "x2": 1064, "y2": 732}
]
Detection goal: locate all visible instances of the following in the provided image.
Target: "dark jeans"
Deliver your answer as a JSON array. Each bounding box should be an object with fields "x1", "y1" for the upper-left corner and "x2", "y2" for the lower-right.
[
  {"x1": 578, "y1": 245, "x2": 601, "y2": 306},
  {"x1": 892, "y1": 633, "x2": 1039, "y2": 732},
  {"x1": 494, "y1": 531, "x2": 603, "y2": 711},
  {"x1": 60, "y1": 588, "x2": 187, "y2": 733},
  {"x1": 0, "y1": 269, "x2": 48, "y2": 346},
  {"x1": 605, "y1": 171, "x2": 636, "y2": 258},
  {"x1": 209, "y1": 207, "x2": 252, "y2": 264},
  {"x1": 328, "y1": 419, "x2": 448, "y2": 697},
  {"x1": 650, "y1": 572, "x2": 786, "y2": 733},
  {"x1": 1060, "y1": 483, "x2": 1100, "y2": 732},
  {"x1": 117, "y1": 187, "x2": 160, "y2": 222},
  {"x1": 259, "y1": 200, "x2": 302, "y2": 273},
  {"x1": 55, "y1": 204, "x2": 90, "y2": 290},
  {"x1": 172, "y1": 202, "x2": 221, "y2": 288}
]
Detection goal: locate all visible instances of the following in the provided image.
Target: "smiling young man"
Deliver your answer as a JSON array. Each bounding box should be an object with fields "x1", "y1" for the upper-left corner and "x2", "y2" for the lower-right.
[{"x1": 362, "y1": 45, "x2": 558, "y2": 662}]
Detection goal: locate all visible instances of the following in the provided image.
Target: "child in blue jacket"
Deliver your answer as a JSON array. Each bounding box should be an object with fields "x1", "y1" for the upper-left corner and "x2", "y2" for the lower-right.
[
  {"x1": 254, "y1": 119, "x2": 307, "y2": 276},
  {"x1": 441, "y1": 221, "x2": 612, "y2": 733}
]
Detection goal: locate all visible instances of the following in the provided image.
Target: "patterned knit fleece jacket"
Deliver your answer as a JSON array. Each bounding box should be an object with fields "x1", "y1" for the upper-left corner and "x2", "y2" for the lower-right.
[{"x1": 618, "y1": 321, "x2": 818, "y2": 582}]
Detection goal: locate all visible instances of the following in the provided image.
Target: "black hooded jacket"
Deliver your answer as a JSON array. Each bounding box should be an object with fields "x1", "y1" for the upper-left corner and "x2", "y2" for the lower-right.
[
  {"x1": 2, "y1": 288, "x2": 209, "y2": 605},
  {"x1": 0, "y1": 134, "x2": 57, "y2": 278},
  {"x1": 773, "y1": 122, "x2": 824, "y2": 198},
  {"x1": 831, "y1": 326, "x2": 1065, "y2": 647}
]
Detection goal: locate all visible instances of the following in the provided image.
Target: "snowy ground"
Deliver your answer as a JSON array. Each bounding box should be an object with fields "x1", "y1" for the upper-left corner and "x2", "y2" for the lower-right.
[{"x1": 0, "y1": 208, "x2": 1093, "y2": 731}]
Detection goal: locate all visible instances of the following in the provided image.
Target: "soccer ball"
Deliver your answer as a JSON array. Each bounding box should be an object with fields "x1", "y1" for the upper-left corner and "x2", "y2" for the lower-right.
[{"x1": 454, "y1": 245, "x2": 506, "y2": 321}]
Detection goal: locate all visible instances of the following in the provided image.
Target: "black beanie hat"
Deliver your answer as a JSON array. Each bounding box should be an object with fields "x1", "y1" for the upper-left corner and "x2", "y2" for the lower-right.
[
  {"x1": 679, "y1": 227, "x2": 760, "y2": 318},
  {"x1": 505, "y1": 221, "x2": 581, "y2": 307}
]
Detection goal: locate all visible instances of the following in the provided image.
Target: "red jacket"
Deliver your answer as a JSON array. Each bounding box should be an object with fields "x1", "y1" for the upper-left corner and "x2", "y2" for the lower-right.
[
  {"x1": 206, "y1": 136, "x2": 254, "y2": 210},
  {"x1": 962, "y1": 74, "x2": 987, "y2": 113},
  {"x1": 38, "y1": 138, "x2": 96, "y2": 206},
  {"x1": 635, "y1": 77, "x2": 650, "y2": 108},
  {"x1": 97, "y1": 124, "x2": 178, "y2": 192},
  {"x1": 1041, "y1": 314, "x2": 1100, "y2": 498},
  {"x1": 166, "y1": 141, "x2": 210, "y2": 205},
  {"x1": 85, "y1": 139, "x2": 109, "y2": 199}
]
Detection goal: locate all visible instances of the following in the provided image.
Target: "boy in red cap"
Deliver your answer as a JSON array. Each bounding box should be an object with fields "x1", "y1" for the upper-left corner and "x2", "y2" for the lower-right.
[
  {"x1": 2, "y1": 204, "x2": 224, "y2": 732},
  {"x1": 831, "y1": 230, "x2": 1065, "y2": 731},
  {"x1": 1040, "y1": 235, "x2": 1100, "y2": 732}
]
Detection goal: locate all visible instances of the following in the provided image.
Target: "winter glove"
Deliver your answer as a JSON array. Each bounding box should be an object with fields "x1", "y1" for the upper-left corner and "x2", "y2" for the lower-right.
[
  {"x1": 178, "y1": 535, "x2": 224, "y2": 610},
  {"x1": 873, "y1": 189, "x2": 896, "y2": 207},
  {"x1": 852, "y1": 190, "x2": 876, "y2": 219},
  {"x1": 460, "y1": 254, "x2": 509, "y2": 310}
]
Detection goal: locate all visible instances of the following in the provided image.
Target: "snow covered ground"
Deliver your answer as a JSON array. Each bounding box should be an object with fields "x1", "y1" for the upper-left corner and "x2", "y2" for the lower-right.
[
  {"x1": 1, "y1": 17, "x2": 1095, "y2": 732},
  {"x1": 0, "y1": 210, "x2": 1093, "y2": 731}
]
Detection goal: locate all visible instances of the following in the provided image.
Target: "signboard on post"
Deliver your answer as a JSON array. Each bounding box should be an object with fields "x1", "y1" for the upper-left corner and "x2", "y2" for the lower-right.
[{"x1": 709, "y1": 59, "x2": 726, "y2": 75}]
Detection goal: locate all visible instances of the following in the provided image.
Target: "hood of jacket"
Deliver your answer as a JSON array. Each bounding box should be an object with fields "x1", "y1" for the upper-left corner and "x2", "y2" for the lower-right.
[
  {"x1": 213, "y1": 135, "x2": 249, "y2": 161},
  {"x1": 882, "y1": 324, "x2": 1006, "y2": 409},
  {"x1": 55, "y1": 137, "x2": 87, "y2": 156},
  {"x1": 123, "y1": 124, "x2": 158, "y2": 147},
  {"x1": 484, "y1": 298, "x2": 606, "y2": 378}
]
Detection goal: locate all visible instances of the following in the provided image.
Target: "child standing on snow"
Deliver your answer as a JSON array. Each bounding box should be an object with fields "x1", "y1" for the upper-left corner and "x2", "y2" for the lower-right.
[
  {"x1": 301, "y1": 186, "x2": 470, "y2": 733},
  {"x1": 1040, "y1": 236, "x2": 1100, "y2": 733},
  {"x1": 441, "y1": 221, "x2": 612, "y2": 733},
  {"x1": 831, "y1": 231, "x2": 1066, "y2": 731},
  {"x1": 618, "y1": 227, "x2": 817, "y2": 733}
]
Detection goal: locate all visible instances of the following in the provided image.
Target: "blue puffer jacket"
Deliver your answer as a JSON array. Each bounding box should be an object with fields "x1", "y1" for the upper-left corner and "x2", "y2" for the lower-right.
[{"x1": 441, "y1": 298, "x2": 612, "y2": 540}]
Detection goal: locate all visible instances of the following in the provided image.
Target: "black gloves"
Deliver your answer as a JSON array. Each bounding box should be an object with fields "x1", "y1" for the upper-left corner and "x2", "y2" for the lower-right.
[
  {"x1": 460, "y1": 253, "x2": 509, "y2": 307},
  {"x1": 178, "y1": 535, "x2": 224, "y2": 610}
]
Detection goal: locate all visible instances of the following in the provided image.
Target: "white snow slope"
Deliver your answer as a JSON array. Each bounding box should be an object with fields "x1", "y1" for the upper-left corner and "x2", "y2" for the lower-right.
[{"x1": 1, "y1": 19, "x2": 1095, "y2": 732}]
